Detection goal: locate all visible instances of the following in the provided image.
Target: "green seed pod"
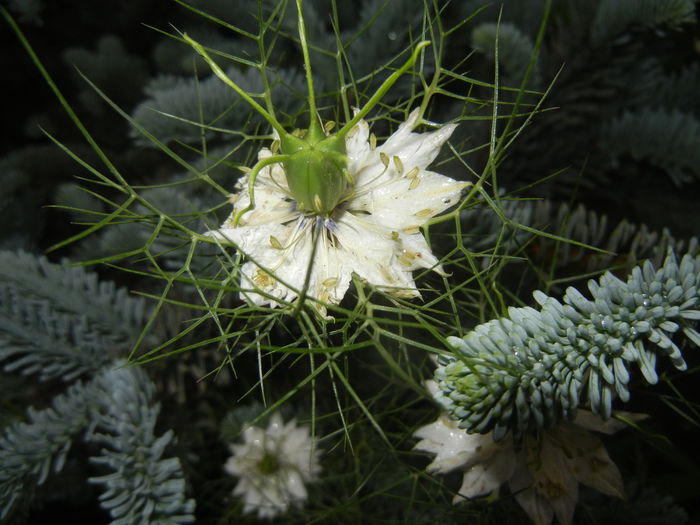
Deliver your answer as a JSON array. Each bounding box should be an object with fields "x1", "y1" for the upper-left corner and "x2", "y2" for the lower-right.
[{"x1": 280, "y1": 130, "x2": 349, "y2": 215}]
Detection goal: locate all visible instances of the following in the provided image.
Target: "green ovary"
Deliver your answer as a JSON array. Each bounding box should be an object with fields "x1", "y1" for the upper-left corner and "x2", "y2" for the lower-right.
[{"x1": 280, "y1": 131, "x2": 349, "y2": 216}]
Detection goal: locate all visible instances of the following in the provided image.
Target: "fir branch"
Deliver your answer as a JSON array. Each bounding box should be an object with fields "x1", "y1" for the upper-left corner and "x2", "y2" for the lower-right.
[
  {"x1": 0, "y1": 378, "x2": 95, "y2": 520},
  {"x1": 461, "y1": 196, "x2": 696, "y2": 273},
  {"x1": 604, "y1": 108, "x2": 700, "y2": 186},
  {"x1": 472, "y1": 22, "x2": 536, "y2": 82},
  {"x1": 0, "y1": 284, "x2": 112, "y2": 382},
  {"x1": 0, "y1": 250, "x2": 147, "y2": 346},
  {"x1": 435, "y1": 250, "x2": 700, "y2": 440},
  {"x1": 131, "y1": 67, "x2": 303, "y2": 147},
  {"x1": 591, "y1": 0, "x2": 695, "y2": 45},
  {"x1": 654, "y1": 63, "x2": 700, "y2": 113},
  {"x1": 88, "y1": 365, "x2": 195, "y2": 524},
  {"x1": 63, "y1": 35, "x2": 149, "y2": 116}
]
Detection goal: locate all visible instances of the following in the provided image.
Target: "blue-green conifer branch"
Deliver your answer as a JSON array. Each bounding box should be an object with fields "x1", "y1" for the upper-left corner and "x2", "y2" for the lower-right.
[
  {"x1": 0, "y1": 378, "x2": 95, "y2": 520},
  {"x1": 435, "y1": 250, "x2": 700, "y2": 440},
  {"x1": 88, "y1": 365, "x2": 195, "y2": 525},
  {"x1": 0, "y1": 253, "x2": 194, "y2": 523}
]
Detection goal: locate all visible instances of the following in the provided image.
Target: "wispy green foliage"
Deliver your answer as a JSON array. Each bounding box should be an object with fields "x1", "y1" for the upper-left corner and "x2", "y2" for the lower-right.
[
  {"x1": 73, "y1": 186, "x2": 220, "y2": 273},
  {"x1": 5, "y1": 0, "x2": 700, "y2": 522}
]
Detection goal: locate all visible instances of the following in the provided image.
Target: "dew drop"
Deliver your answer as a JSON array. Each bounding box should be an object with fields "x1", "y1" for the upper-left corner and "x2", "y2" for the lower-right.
[{"x1": 388, "y1": 31, "x2": 397, "y2": 41}]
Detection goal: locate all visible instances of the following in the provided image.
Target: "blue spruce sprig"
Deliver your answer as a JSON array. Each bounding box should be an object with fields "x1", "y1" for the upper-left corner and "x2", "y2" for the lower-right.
[
  {"x1": 88, "y1": 365, "x2": 195, "y2": 525},
  {"x1": 434, "y1": 250, "x2": 700, "y2": 440},
  {"x1": 0, "y1": 378, "x2": 95, "y2": 520}
]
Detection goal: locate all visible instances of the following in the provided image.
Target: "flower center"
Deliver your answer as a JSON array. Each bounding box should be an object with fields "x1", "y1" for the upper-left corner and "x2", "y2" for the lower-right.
[{"x1": 257, "y1": 450, "x2": 281, "y2": 475}]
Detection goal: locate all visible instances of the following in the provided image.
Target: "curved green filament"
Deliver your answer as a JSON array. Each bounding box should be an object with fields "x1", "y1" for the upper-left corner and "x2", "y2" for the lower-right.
[
  {"x1": 233, "y1": 154, "x2": 288, "y2": 225},
  {"x1": 183, "y1": 33, "x2": 287, "y2": 138},
  {"x1": 337, "y1": 40, "x2": 431, "y2": 138}
]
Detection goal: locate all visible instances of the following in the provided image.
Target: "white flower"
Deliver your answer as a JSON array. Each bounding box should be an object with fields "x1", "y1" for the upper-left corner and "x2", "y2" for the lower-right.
[
  {"x1": 224, "y1": 413, "x2": 322, "y2": 519},
  {"x1": 509, "y1": 413, "x2": 628, "y2": 525},
  {"x1": 414, "y1": 414, "x2": 517, "y2": 502},
  {"x1": 414, "y1": 385, "x2": 637, "y2": 525},
  {"x1": 208, "y1": 109, "x2": 468, "y2": 315}
]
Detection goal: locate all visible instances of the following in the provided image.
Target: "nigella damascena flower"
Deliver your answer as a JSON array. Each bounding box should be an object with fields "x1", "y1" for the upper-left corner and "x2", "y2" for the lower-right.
[
  {"x1": 224, "y1": 413, "x2": 322, "y2": 520},
  {"x1": 208, "y1": 109, "x2": 468, "y2": 316},
  {"x1": 414, "y1": 383, "x2": 636, "y2": 525}
]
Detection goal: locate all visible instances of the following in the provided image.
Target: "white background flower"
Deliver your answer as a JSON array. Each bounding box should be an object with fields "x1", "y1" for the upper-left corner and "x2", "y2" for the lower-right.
[
  {"x1": 224, "y1": 413, "x2": 322, "y2": 519},
  {"x1": 209, "y1": 109, "x2": 468, "y2": 315},
  {"x1": 414, "y1": 391, "x2": 634, "y2": 525}
]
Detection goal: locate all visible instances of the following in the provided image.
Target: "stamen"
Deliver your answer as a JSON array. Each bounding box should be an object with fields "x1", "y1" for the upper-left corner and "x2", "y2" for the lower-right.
[
  {"x1": 393, "y1": 156, "x2": 404, "y2": 174},
  {"x1": 270, "y1": 139, "x2": 280, "y2": 154},
  {"x1": 313, "y1": 194, "x2": 323, "y2": 213},
  {"x1": 324, "y1": 121, "x2": 336, "y2": 133},
  {"x1": 343, "y1": 169, "x2": 355, "y2": 185},
  {"x1": 379, "y1": 152, "x2": 389, "y2": 168},
  {"x1": 269, "y1": 235, "x2": 283, "y2": 249},
  {"x1": 409, "y1": 177, "x2": 420, "y2": 190},
  {"x1": 370, "y1": 133, "x2": 377, "y2": 150},
  {"x1": 253, "y1": 269, "x2": 276, "y2": 288},
  {"x1": 322, "y1": 277, "x2": 339, "y2": 287},
  {"x1": 380, "y1": 266, "x2": 396, "y2": 283},
  {"x1": 415, "y1": 208, "x2": 434, "y2": 218},
  {"x1": 405, "y1": 167, "x2": 419, "y2": 179}
]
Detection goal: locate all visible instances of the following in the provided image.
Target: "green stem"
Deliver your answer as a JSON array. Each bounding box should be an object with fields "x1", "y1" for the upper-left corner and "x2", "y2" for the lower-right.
[
  {"x1": 233, "y1": 154, "x2": 288, "y2": 225},
  {"x1": 183, "y1": 33, "x2": 287, "y2": 137},
  {"x1": 337, "y1": 41, "x2": 431, "y2": 138},
  {"x1": 295, "y1": 0, "x2": 322, "y2": 140}
]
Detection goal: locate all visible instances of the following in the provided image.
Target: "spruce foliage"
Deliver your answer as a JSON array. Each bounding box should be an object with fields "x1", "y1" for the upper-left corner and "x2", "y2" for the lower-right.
[
  {"x1": 436, "y1": 250, "x2": 700, "y2": 440},
  {"x1": 0, "y1": 253, "x2": 194, "y2": 523}
]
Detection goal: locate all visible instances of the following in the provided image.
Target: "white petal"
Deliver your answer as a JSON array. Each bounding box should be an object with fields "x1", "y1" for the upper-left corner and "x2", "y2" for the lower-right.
[
  {"x1": 395, "y1": 231, "x2": 444, "y2": 274},
  {"x1": 345, "y1": 117, "x2": 372, "y2": 174},
  {"x1": 354, "y1": 169, "x2": 468, "y2": 231},
  {"x1": 559, "y1": 425, "x2": 624, "y2": 499},
  {"x1": 378, "y1": 109, "x2": 457, "y2": 170},
  {"x1": 414, "y1": 416, "x2": 485, "y2": 474},
  {"x1": 333, "y1": 212, "x2": 419, "y2": 296},
  {"x1": 454, "y1": 441, "x2": 517, "y2": 500},
  {"x1": 510, "y1": 434, "x2": 579, "y2": 525},
  {"x1": 513, "y1": 487, "x2": 556, "y2": 525}
]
